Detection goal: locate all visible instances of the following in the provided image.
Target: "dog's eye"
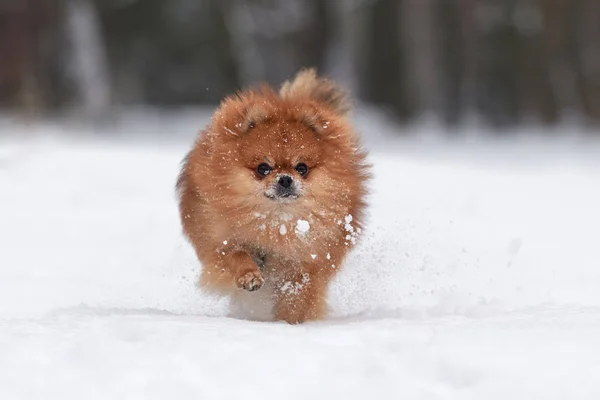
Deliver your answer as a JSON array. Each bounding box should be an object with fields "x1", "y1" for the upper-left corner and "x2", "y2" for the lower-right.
[
  {"x1": 257, "y1": 163, "x2": 272, "y2": 176},
  {"x1": 248, "y1": 121, "x2": 255, "y2": 130},
  {"x1": 295, "y1": 163, "x2": 309, "y2": 176}
]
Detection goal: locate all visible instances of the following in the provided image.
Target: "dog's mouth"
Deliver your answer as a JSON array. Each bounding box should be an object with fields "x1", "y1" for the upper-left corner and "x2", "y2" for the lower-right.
[{"x1": 265, "y1": 192, "x2": 300, "y2": 201}]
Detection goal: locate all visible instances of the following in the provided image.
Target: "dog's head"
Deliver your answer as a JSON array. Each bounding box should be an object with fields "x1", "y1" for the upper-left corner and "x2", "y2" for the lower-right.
[{"x1": 204, "y1": 69, "x2": 369, "y2": 216}]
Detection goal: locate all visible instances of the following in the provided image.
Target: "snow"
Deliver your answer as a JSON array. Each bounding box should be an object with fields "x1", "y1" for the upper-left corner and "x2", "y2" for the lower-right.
[
  {"x1": 344, "y1": 214, "x2": 358, "y2": 245},
  {"x1": 295, "y1": 219, "x2": 310, "y2": 235},
  {"x1": 1, "y1": 114, "x2": 600, "y2": 399},
  {"x1": 279, "y1": 224, "x2": 287, "y2": 235},
  {"x1": 280, "y1": 273, "x2": 311, "y2": 296}
]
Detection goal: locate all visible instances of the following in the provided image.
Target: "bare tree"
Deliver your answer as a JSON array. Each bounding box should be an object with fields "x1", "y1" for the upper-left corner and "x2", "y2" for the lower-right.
[
  {"x1": 539, "y1": 0, "x2": 582, "y2": 121},
  {"x1": 323, "y1": 0, "x2": 372, "y2": 95},
  {"x1": 573, "y1": 0, "x2": 600, "y2": 123},
  {"x1": 64, "y1": 0, "x2": 111, "y2": 117},
  {"x1": 400, "y1": 0, "x2": 441, "y2": 122}
]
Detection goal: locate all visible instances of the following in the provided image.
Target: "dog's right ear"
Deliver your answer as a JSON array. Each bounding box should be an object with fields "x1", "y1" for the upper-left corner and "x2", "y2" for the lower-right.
[{"x1": 280, "y1": 68, "x2": 351, "y2": 116}]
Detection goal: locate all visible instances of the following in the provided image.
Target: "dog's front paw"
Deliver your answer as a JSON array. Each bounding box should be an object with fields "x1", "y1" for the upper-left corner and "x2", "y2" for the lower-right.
[{"x1": 237, "y1": 270, "x2": 264, "y2": 292}]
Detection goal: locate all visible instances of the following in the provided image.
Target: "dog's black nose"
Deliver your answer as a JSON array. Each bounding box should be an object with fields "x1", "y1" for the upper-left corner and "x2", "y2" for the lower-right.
[{"x1": 278, "y1": 175, "x2": 293, "y2": 188}]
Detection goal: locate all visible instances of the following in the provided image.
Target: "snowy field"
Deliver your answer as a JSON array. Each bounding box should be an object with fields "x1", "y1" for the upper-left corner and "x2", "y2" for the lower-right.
[{"x1": 1, "y1": 111, "x2": 600, "y2": 399}]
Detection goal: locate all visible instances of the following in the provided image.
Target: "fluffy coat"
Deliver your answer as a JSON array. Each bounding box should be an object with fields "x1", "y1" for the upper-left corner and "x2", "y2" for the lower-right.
[{"x1": 177, "y1": 69, "x2": 370, "y2": 324}]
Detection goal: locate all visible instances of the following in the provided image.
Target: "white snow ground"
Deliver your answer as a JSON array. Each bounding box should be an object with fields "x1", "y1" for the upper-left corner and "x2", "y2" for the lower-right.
[{"x1": 1, "y1": 112, "x2": 600, "y2": 399}]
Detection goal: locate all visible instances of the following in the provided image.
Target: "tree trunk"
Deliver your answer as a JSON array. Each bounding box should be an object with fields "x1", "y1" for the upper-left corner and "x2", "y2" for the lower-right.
[
  {"x1": 64, "y1": 0, "x2": 111, "y2": 118},
  {"x1": 400, "y1": 0, "x2": 441, "y2": 122}
]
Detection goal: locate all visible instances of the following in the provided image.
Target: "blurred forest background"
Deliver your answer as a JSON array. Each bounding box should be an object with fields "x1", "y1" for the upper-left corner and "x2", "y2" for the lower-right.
[{"x1": 1, "y1": 0, "x2": 600, "y2": 129}]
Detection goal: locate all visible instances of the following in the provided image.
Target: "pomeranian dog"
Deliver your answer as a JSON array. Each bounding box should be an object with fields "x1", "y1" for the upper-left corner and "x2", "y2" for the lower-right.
[{"x1": 177, "y1": 69, "x2": 369, "y2": 324}]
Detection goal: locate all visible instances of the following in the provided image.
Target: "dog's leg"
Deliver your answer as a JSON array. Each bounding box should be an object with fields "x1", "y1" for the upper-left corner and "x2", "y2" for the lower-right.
[
  {"x1": 199, "y1": 250, "x2": 264, "y2": 293},
  {"x1": 273, "y1": 270, "x2": 329, "y2": 324}
]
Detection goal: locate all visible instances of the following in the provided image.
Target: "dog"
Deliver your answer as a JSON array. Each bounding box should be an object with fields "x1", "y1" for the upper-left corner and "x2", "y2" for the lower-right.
[{"x1": 177, "y1": 69, "x2": 370, "y2": 323}]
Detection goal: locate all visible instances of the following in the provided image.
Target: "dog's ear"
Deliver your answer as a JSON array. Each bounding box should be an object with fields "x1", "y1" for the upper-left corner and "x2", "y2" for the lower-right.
[
  {"x1": 280, "y1": 69, "x2": 351, "y2": 116},
  {"x1": 213, "y1": 91, "x2": 270, "y2": 136}
]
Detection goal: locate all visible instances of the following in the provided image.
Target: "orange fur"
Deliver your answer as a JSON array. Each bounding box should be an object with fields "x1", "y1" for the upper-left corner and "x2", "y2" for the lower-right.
[{"x1": 177, "y1": 69, "x2": 370, "y2": 324}]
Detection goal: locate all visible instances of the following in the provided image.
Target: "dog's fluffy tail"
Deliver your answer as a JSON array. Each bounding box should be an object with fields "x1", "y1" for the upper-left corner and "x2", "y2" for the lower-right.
[{"x1": 279, "y1": 68, "x2": 351, "y2": 116}]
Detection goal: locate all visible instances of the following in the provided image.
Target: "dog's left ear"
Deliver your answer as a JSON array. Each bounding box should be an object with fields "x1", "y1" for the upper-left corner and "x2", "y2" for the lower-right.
[{"x1": 280, "y1": 68, "x2": 351, "y2": 116}]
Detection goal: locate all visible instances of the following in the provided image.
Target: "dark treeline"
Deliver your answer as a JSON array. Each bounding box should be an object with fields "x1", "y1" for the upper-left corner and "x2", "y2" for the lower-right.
[{"x1": 1, "y1": 0, "x2": 600, "y2": 128}]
